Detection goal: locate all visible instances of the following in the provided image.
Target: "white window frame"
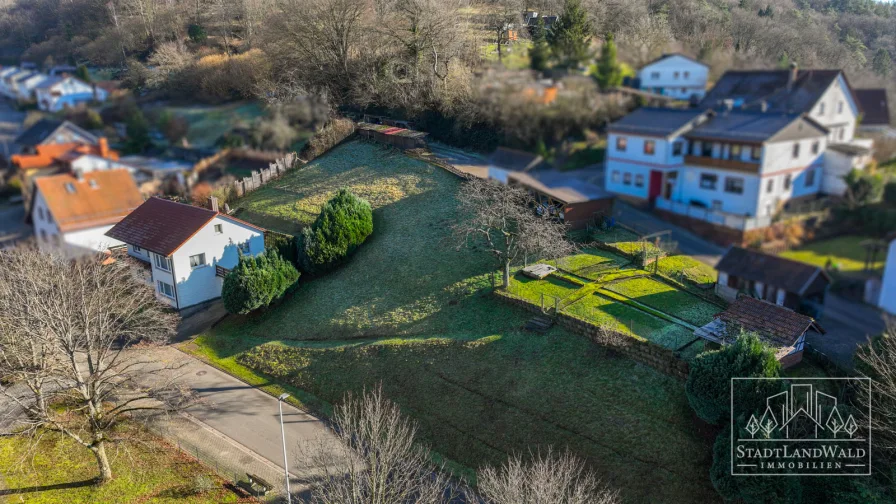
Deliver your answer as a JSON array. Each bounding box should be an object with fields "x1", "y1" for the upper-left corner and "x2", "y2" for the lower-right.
[
  {"x1": 238, "y1": 242, "x2": 251, "y2": 254},
  {"x1": 214, "y1": 224, "x2": 223, "y2": 234},
  {"x1": 189, "y1": 253, "x2": 207, "y2": 269},
  {"x1": 157, "y1": 280, "x2": 175, "y2": 299},
  {"x1": 133, "y1": 245, "x2": 143, "y2": 253},
  {"x1": 699, "y1": 173, "x2": 717, "y2": 190},
  {"x1": 612, "y1": 171, "x2": 620, "y2": 183},
  {"x1": 153, "y1": 253, "x2": 171, "y2": 272},
  {"x1": 634, "y1": 174, "x2": 644, "y2": 187}
]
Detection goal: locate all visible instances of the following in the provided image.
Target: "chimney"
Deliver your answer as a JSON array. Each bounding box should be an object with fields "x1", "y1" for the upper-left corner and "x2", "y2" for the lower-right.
[
  {"x1": 74, "y1": 169, "x2": 84, "y2": 181},
  {"x1": 209, "y1": 196, "x2": 219, "y2": 213},
  {"x1": 787, "y1": 63, "x2": 798, "y2": 91},
  {"x1": 98, "y1": 137, "x2": 109, "y2": 158}
]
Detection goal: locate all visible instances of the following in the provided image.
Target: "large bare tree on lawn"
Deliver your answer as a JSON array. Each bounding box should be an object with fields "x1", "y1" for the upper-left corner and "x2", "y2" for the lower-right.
[
  {"x1": 454, "y1": 178, "x2": 575, "y2": 288},
  {"x1": 0, "y1": 247, "x2": 183, "y2": 483},
  {"x1": 477, "y1": 448, "x2": 620, "y2": 504},
  {"x1": 301, "y1": 386, "x2": 463, "y2": 504}
]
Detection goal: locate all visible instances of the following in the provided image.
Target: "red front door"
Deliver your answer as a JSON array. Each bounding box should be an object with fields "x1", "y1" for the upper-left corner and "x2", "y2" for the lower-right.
[{"x1": 648, "y1": 171, "x2": 663, "y2": 201}]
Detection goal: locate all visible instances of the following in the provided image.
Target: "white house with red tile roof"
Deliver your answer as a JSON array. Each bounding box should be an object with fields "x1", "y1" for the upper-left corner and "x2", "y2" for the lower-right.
[
  {"x1": 105, "y1": 197, "x2": 266, "y2": 310},
  {"x1": 30, "y1": 169, "x2": 144, "y2": 255}
]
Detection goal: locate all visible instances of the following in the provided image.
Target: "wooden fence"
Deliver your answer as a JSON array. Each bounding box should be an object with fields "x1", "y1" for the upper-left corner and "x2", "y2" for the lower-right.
[{"x1": 231, "y1": 152, "x2": 302, "y2": 198}]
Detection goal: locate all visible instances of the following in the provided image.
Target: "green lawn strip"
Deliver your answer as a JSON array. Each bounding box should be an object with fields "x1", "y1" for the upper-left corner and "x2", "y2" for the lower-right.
[
  {"x1": 181, "y1": 336, "x2": 333, "y2": 416},
  {"x1": 603, "y1": 277, "x2": 720, "y2": 326},
  {"x1": 234, "y1": 334, "x2": 717, "y2": 504},
  {"x1": 161, "y1": 101, "x2": 266, "y2": 148},
  {"x1": 0, "y1": 421, "x2": 239, "y2": 504},
  {"x1": 554, "y1": 248, "x2": 628, "y2": 281},
  {"x1": 561, "y1": 291, "x2": 696, "y2": 350},
  {"x1": 655, "y1": 254, "x2": 718, "y2": 287},
  {"x1": 234, "y1": 141, "x2": 440, "y2": 235},
  {"x1": 779, "y1": 235, "x2": 885, "y2": 273},
  {"x1": 595, "y1": 289, "x2": 698, "y2": 331},
  {"x1": 507, "y1": 273, "x2": 583, "y2": 306}
]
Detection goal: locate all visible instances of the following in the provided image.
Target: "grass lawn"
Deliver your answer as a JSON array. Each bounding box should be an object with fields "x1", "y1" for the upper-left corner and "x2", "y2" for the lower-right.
[
  {"x1": 481, "y1": 41, "x2": 532, "y2": 70},
  {"x1": 592, "y1": 227, "x2": 664, "y2": 257},
  {"x1": 234, "y1": 142, "x2": 436, "y2": 234},
  {"x1": 159, "y1": 101, "x2": 266, "y2": 148},
  {"x1": 656, "y1": 254, "x2": 718, "y2": 287},
  {"x1": 604, "y1": 277, "x2": 720, "y2": 326},
  {"x1": 554, "y1": 247, "x2": 628, "y2": 280},
  {"x1": 193, "y1": 141, "x2": 717, "y2": 503},
  {"x1": 780, "y1": 235, "x2": 885, "y2": 273},
  {"x1": 0, "y1": 423, "x2": 239, "y2": 504}
]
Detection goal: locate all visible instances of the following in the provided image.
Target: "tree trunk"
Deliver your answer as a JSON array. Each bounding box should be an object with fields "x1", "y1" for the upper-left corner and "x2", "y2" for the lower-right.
[
  {"x1": 92, "y1": 441, "x2": 113, "y2": 483},
  {"x1": 503, "y1": 259, "x2": 511, "y2": 288}
]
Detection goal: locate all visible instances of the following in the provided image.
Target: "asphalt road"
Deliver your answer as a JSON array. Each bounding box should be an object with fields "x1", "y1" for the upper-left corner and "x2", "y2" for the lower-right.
[
  {"x1": 0, "y1": 98, "x2": 24, "y2": 160},
  {"x1": 135, "y1": 346, "x2": 334, "y2": 483}
]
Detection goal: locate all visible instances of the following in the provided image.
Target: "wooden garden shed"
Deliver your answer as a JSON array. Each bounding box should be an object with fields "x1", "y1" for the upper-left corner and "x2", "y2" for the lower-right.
[{"x1": 357, "y1": 122, "x2": 428, "y2": 150}]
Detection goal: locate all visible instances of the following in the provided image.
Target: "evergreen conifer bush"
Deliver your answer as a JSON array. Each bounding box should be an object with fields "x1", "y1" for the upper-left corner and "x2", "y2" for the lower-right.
[
  {"x1": 222, "y1": 249, "x2": 300, "y2": 314},
  {"x1": 299, "y1": 189, "x2": 373, "y2": 273}
]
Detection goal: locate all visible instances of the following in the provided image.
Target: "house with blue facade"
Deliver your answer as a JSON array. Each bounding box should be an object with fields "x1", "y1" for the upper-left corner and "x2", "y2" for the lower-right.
[{"x1": 35, "y1": 76, "x2": 107, "y2": 112}]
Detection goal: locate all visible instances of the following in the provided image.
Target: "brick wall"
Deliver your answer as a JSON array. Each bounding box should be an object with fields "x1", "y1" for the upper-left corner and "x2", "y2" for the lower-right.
[{"x1": 496, "y1": 291, "x2": 690, "y2": 380}]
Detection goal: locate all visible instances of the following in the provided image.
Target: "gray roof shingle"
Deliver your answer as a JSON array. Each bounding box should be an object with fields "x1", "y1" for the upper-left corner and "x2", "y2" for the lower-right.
[
  {"x1": 715, "y1": 247, "x2": 830, "y2": 295},
  {"x1": 684, "y1": 112, "x2": 826, "y2": 143},
  {"x1": 607, "y1": 107, "x2": 708, "y2": 137},
  {"x1": 699, "y1": 69, "x2": 844, "y2": 114}
]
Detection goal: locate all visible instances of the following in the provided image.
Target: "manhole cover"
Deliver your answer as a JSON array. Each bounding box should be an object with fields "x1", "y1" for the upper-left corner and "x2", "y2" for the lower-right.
[{"x1": 196, "y1": 370, "x2": 207, "y2": 376}]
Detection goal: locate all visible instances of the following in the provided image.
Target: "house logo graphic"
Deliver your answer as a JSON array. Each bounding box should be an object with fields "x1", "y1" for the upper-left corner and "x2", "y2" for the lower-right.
[{"x1": 731, "y1": 377, "x2": 871, "y2": 476}]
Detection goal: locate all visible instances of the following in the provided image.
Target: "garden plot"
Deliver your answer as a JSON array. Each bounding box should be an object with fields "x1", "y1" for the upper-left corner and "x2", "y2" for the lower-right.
[
  {"x1": 604, "y1": 277, "x2": 721, "y2": 326},
  {"x1": 592, "y1": 227, "x2": 664, "y2": 257},
  {"x1": 554, "y1": 248, "x2": 628, "y2": 280},
  {"x1": 563, "y1": 291, "x2": 698, "y2": 350}
]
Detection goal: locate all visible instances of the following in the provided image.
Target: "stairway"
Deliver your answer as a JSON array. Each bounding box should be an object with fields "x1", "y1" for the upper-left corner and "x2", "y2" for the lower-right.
[{"x1": 525, "y1": 315, "x2": 555, "y2": 333}]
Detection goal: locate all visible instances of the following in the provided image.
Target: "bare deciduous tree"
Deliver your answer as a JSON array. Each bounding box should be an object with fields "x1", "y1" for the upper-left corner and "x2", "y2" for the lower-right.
[
  {"x1": 476, "y1": 448, "x2": 620, "y2": 504},
  {"x1": 301, "y1": 386, "x2": 462, "y2": 504},
  {"x1": 857, "y1": 320, "x2": 896, "y2": 466},
  {"x1": 0, "y1": 247, "x2": 184, "y2": 483},
  {"x1": 453, "y1": 178, "x2": 575, "y2": 288}
]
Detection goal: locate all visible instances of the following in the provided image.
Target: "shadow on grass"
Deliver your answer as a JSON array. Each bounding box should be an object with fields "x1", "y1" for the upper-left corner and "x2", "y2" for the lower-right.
[{"x1": 0, "y1": 479, "x2": 96, "y2": 495}]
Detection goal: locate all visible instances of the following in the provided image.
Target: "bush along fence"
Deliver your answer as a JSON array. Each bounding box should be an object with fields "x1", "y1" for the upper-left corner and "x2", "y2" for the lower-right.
[
  {"x1": 496, "y1": 289, "x2": 690, "y2": 380},
  {"x1": 231, "y1": 152, "x2": 301, "y2": 198}
]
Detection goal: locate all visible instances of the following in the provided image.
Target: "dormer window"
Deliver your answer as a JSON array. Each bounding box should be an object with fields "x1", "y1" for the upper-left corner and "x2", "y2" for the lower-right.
[
  {"x1": 64, "y1": 182, "x2": 76, "y2": 193},
  {"x1": 88, "y1": 179, "x2": 98, "y2": 189}
]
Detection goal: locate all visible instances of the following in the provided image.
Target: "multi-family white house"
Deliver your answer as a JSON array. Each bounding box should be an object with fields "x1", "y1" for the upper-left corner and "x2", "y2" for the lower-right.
[
  {"x1": 30, "y1": 169, "x2": 144, "y2": 255},
  {"x1": 0, "y1": 68, "x2": 29, "y2": 97},
  {"x1": 35, "y1": 76, "x2": 108, "y2": 112},
  {"x1": 637, "y1": 54, "x2": 709, "y2": 101},
  {"x1": 606, "y1": 65, "x2": 874, "y2": 235},
  {"x1": 607, "y1": 107, "x2": 828, "y2": 225},
  {"x1": 105, "y1": 197, "x2": 266, "y2": 310}
]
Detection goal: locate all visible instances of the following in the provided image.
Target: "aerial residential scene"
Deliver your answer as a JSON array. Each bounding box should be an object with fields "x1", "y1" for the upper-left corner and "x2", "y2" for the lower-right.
[{"x1": 0, "y1": 0, "x2": 895, "y2": 502}]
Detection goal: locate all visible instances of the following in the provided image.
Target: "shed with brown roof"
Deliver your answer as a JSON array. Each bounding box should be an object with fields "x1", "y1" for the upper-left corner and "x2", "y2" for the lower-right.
[
  {"x1": 695, "y1": 296, "x2": 824, "y2": 367},
  {"x1": 714, "y1": 246, "x2": 830, "y2": 314}
]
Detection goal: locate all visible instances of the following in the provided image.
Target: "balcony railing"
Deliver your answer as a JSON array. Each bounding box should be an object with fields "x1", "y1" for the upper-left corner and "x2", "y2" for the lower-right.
[
  {"x1": 655, "y1": 197, "x2": 771, "y2": 231},
  {"x1": 684, "y1": 155, "x2": 760, "y2": 174}
]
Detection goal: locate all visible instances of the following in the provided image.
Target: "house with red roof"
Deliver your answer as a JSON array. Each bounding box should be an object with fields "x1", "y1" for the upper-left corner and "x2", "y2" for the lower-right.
[{"x1": 105, "y1": 197, "x2": 266, "y2": 310}]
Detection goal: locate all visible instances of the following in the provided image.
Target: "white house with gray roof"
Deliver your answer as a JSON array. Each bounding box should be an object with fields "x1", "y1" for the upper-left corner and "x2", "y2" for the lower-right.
[
  {"x1": 637, "y1": 54, "x2": 709, "y2": 100},
  {"x1": 606, "y1": 107, "x2": 830, "y2": 229}
]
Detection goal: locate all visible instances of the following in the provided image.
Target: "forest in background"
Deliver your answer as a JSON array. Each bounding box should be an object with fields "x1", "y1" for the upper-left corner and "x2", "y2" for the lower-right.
[{"x1": 0, "y1": 0, "x2": 893, "y2": 150}]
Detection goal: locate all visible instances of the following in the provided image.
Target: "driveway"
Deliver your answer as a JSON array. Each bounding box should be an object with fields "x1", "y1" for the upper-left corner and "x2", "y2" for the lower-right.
[
  {"x1": 807, "y1": 294, "x2": 888, "y2": 370},
  {"x1": 544, "y1": 167, "x2": 726, "y2": 265}
]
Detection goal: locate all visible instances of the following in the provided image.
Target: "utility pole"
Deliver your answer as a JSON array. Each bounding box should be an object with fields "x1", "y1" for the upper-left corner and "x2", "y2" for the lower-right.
[{"x1": 278, "y1": 393, "x2": 292, "y2": 503}]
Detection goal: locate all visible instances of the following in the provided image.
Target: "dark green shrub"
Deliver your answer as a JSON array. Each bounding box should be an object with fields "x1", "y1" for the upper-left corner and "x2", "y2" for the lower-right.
[
  {"x1": 686, "y1": 332, "x2": 781, "y2": 424},
  {"x1": 188, "y1": 24, "x2": 207, "y2": 43},
  {"x1": 267, "y1": 231, "x2": 299, "y2": 266},
  {"x1": 883, "y1": 180, "x2": 896, "y2": 206},
  {"x1": 299, "y1": 189, "x2": 373, "y2": 273},
  {"x1": 222, "y1": 249, "x2": 300, "y2": 314}
]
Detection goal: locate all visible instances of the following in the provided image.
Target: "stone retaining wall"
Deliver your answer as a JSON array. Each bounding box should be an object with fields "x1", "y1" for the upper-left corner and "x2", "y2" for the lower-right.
[{"x1": 497, "y1": 290, "x2": 690, "y2": 380}]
